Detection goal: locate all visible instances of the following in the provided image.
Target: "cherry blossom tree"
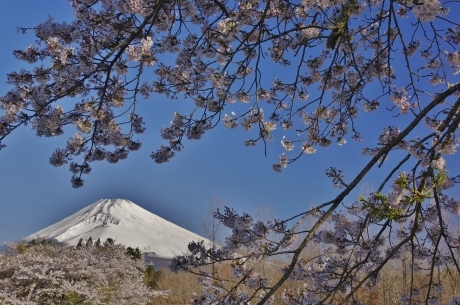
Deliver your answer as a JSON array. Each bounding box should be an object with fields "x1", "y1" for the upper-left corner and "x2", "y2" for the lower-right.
[
  {"x1": 1, "y1": 0, "x2": 460, "y2": 303},
  {"x1": 0, "y1": 239, "x2": 164, "y2": 305}
]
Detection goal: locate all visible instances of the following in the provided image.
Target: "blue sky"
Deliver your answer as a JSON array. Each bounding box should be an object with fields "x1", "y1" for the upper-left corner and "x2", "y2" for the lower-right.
[{"x1": 1, "y1": 1, "x2": 458, "y2": 245}]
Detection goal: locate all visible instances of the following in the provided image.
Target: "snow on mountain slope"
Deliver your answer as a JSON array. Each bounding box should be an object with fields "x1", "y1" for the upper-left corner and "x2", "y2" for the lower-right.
[{"x1": 23, "y1": 199, "x2": 207, "y2": 258}]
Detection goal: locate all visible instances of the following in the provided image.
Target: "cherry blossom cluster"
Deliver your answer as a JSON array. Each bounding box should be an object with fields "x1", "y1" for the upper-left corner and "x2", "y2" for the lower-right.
[
  {"x1": 174, "y1": 102, "x2": 460, "y2": 302},
  {"x1": 172, "y1": 207, "x2": 301, "y2": 303},
  {"x1": 175, "y1": 165, "x2": 460, "y2": 303},
  {"x1": 182, "y1": 170, "x2": 460, "y2": 304},
  {"x1": 0, "y1": 239, "x2": 164, "y2": 304},
  {"x1": 411, "y1": 0, "x2": 441, "y2": 22},
  {"x1": 0, "y1": 0, "x2": 457, "y2": 186}
]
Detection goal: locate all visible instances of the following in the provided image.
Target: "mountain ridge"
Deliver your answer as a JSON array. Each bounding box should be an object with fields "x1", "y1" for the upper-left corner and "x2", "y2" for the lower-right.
[{"x1": 22, "y1": 198, "x2": 207, "y2": 259}]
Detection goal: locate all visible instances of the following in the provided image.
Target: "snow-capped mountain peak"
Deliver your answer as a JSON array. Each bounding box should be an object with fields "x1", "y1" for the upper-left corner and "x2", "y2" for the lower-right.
[{"x1": 23, "y1": 199, "x2": 206, "y2": 259}]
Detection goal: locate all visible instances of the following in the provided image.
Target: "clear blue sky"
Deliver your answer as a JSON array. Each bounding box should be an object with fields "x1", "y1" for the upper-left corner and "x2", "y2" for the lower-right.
[{"x1": 1, "y1": 1, "x2": 457, "y2": 245}]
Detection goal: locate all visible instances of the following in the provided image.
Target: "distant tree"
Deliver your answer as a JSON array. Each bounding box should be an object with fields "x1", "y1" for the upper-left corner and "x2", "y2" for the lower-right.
[
  {"x1": 105, "y1": 238, "x2": 115, "y2": 246},
  {"x1": 1, "y1": 0, "x2": 460, "y2": 304},
  {"x1": 142, "y1": 265, "x2": 164, "y2": 290},
  {"x1": 200, "y1": 197, "x2": 226, "y2": 278},
  {"x1": 0, "y1": 240, "x2": 165, "y2": 304},
  {"x1": 27, "y1": 238, "x2": 52, "y2": 247},
  {"x1": 127, "y1": 246, "x2": 142, "y2": 260},
  {"x1": 16, "y1": 238, "x2": 52, "y2": 254}
]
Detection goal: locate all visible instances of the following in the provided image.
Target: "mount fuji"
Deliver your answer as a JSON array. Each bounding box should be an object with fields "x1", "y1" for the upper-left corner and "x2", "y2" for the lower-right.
[{"x1": 22, "y1": 199, "x2": 207, "y2": 260}]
